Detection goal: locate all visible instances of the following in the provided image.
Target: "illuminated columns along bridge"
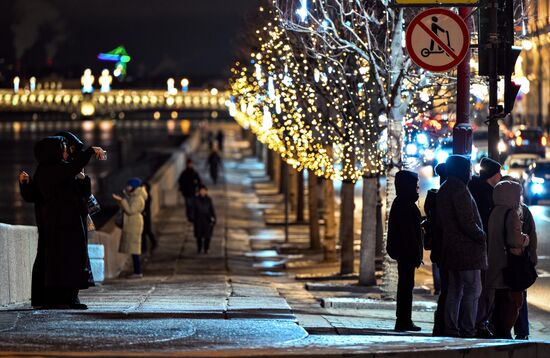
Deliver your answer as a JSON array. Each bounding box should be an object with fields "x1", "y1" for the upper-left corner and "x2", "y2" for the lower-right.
[{"x1": 0, "y1": 89, "x2": 230, "y2": 115}]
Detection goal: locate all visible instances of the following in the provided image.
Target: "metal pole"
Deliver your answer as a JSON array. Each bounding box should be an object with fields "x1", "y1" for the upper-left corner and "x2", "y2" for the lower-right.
[
  {"x1": 454, "y1": 7, "x2": 473, "y2": 155},
  {"x1": 487, "y1": 0, "x2": 500, "y2": 160}
]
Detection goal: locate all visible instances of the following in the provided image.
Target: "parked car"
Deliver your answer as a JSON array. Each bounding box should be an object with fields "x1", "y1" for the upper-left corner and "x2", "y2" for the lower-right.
[
  {"x1": 502, "y1": 153, "x2": 541, "y2": 181},
  {"x1": 509, "y1": 128, "x2": 546, "y2": 157},
  {"x1": 523, "y1": 160, "x2": 550, "y2": 205}
]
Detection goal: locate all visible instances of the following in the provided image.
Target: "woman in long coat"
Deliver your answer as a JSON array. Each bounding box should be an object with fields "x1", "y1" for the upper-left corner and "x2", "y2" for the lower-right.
[
  {"x1": 113, "y1": 178, "x2": 147, "y2": 278},
  {"x1": 191, "y1": 184, "x2": 216, "y2": 254},
  {"x1": 32, "y1": 136, "x2": 105, "y2": 308}
]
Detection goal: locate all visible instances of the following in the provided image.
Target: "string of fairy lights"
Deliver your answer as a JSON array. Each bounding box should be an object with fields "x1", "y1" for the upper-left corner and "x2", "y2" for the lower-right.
[{"x1": 229, "y1": 1, "x2": 458, "y2": 181}]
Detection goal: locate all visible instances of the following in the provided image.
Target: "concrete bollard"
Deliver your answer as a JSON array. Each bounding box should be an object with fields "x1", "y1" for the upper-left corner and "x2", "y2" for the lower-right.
[{"x1": 88, "y1": 244, "x2": 105, "y2": 283}]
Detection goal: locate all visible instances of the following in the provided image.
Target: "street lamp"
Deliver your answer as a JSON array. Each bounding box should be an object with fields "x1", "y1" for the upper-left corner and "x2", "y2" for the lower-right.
[
  {"x1": 29, "y1": 77, "x2": 36, "y2": 92},
  {"x1": 99, "y1": 69, "x2": 112, "y2": 93},
  {"x1": 81, "y1": 69, "x2": 95, "y2": 94},
  {"x1": 167, "y1": 78, "x2": 177, "y2": 95},
  {"x1": 13, "y1": 76, "x2": 20, "y2": 93},
  {"x1": 181, "y1": 78, "x2": 189, "y2": 92}
]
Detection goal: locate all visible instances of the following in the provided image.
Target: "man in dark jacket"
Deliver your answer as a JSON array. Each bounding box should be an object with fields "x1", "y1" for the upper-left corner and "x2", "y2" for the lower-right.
[
  {"x1": 178, "y1": 159, "x2": 202, "y2": 221},
  {"x1": 470, "y1": 157, "x2": 501, "y2": 337},
  {"x1": 387, "y1": 170, "x2": 423, "y2": 332},
  {"x1": 191, "y1": 185, "x2": 216, "y2": 254},
  {"x1": 437, "y1": 155, "x2": 487, "y2": 337}
]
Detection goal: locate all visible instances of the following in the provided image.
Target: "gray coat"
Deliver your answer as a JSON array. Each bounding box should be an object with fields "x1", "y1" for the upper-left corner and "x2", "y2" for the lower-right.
[
  {"x1": 486, "y1": 181, "x2": 526, "y2": 289},
  {"x1": 436, "y1": 177, "x2": 487, "y2": 271}
]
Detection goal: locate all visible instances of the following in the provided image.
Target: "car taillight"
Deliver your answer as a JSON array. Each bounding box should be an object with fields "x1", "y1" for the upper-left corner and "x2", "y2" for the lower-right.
[
  {"x1": 516, "y1": 136, "x2": 523, "y2": 146},
  {"x1": 542, "y1": 137, "x2": 547, "y2": 146}
]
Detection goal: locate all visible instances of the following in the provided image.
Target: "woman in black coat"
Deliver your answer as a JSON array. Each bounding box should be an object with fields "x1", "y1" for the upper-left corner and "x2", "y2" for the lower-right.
[
  {"x1": 191, "y1": 185, "x2": 216, "y2": 254},
  {"x1": 387, "y1": 170, "x2": 423, "y2": 332},
  {"x1": 32, "y1": 136, "x2": 105, "y2": 309}
]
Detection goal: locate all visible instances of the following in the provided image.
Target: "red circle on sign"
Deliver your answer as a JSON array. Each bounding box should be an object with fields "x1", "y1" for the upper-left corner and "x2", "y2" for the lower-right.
[{"x1": 406, "y1": 8, "x2": 470, "y2": 72}]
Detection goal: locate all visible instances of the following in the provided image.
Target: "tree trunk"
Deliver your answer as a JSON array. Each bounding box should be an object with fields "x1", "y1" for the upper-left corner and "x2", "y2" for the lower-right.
[
  {"x1": 289, "y1": 167, "x2": 298, "y2": 214},
  {"x1": 339, "y1": 180, "x2": 356, "y2": 274},
  {"x1": 308, "y1": 170, "x2": 321, "y2": 250},
  {"x1": 278, "y1": 158, "x2": 285, "y2": 194},
  {"x1": 266, "y1": 149, "x2": 274, "y2": 179},
  {"x1": 323, "y1": 178, "x2": 337, "y2": 261},
  {"x1": 297, "y1": 169, "x2": 305, "y2": 223},
  {"x1": 359, "y1": 177, "x2": 378, "y2": 285}
]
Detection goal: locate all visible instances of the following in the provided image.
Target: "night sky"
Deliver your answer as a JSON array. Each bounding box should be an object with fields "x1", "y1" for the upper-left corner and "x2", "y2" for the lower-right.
[{"x1": 0, "y1": 0, "x2": 260, "y2": 83}]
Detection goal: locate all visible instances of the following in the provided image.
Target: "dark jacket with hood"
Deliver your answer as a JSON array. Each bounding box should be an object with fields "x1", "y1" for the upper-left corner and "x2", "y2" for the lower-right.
[
  {"x1": 468, "y1": 175, "x2": 494, "y2": 232},
  {"x1": 436, "y1": 155, "x2": 487, "y2": 271},
  {"x1": 191, "y1": 194, "x2": 216, "y2": 239},
  {"x1": 33, "y1": 136, "x2": 95, "y2": 290},
  {"x1": 178, "y1": 167, "x2": 202, "y2": 198},
  {"x1": 387, "y1": 170, "x2": 423, "y2": 267}
]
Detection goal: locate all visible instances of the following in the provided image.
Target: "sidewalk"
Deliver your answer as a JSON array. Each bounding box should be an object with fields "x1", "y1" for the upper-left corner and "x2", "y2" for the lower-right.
[{"x1": 0, "y1": 123, "x2": 548, "y2": 357}]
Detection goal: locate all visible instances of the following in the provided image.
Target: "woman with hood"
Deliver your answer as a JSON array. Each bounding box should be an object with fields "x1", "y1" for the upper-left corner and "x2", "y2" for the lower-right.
[
  {"x1": 387, "y1": 170, "x2": 423, "y2": 332},
  {"x1": 113, "y1": 178, "x2": 148, "y2": 278},
  {"x1": 486, "y1": 180, "x2": 530, "y2": 338},
  {"x1": 32, "y1": 136, "x2": 106, "y2": 309}
]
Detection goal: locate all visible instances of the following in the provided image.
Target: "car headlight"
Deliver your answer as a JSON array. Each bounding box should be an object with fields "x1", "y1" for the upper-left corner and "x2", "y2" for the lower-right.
[
  {"x1": 532, "y1": 183, "x2": 544, "y2": 194},
  {"x1": 405, "y1": 143, "x2": 418, "y2": 156},
  {"x1": 498, "y1": 140, "x2": 507, "y2": 153},
  {"x1": 436, "y1": 150, "x2": 449, "y2": 164},
  {"x1": 417, "y1": 133, "x2": 428, "y2": 146},
  {"x1": 424, "y1": 149, "x2": 435, "y2": 161}
]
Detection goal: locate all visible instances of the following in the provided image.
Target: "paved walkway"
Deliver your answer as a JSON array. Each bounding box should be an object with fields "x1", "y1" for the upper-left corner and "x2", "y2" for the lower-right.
[{"x1": 0, "y1": 124, "x2": 549, "y2": 357}]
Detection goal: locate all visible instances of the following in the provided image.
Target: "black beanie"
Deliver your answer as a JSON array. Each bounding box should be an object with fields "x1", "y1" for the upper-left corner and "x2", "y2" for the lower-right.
[
  {"x1": 395, "y1": 170, "x2": 419, "y2": 202},
  {"x1": 479, "y1": 157, "x2": 501, "y2": 180},
  {"x1": 435, "y1": 163, "x2": 447, "y2": 182},
  {"x1": 445, "y1": 155, "x2": 471, "y2": 184}
]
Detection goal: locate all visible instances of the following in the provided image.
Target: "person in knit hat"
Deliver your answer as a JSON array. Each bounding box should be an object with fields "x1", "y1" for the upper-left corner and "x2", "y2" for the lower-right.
[
  {"x1": 113, "y1": 177, "x2": 148, "y2": 278},
  {"x1": 437, "y1": 155, "x2": 486, "y2": 337},
  {"x1": 469, "y1": 157, "x2": 502, "y2": 338}
]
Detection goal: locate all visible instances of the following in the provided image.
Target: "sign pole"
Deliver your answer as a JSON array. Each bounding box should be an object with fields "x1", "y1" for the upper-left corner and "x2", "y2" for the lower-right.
[
  {"x1": 453, "y1": 7, "x2": 473, "y2": 155},
  {"x1": 487, "y1": 0, "x2": 500, "y2": 160}
]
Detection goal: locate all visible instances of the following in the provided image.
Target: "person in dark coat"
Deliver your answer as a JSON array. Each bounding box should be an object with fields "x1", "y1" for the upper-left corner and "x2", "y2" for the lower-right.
[
  {"x1": 470, "y1": 157, "x2": 502, "y2": 338},
  {"x1": 425, "y1": 163, "x2": 448, "y2": 336},
  {"x1": 437, "y1": 155, "x2": 487, "y2": 337},
  {"x1": 216, "y1": 130, "x2": 225, "y2": 152},
  {"x1": 387, "y1": 170, "x2": 423, "y2": 332},
  {"x1": 206, "y1": 149, "x2": 223, "y2": 185},
  {"x1": 141, "y1": 182, "x2": 158, "y2": 255},
  {"x1": 191, "y1": 184, "x2": 216, "y2": 254},
  {"x1": 32, "y1": 136, "x2": 106, "y2": 309},
  {"x1": 178, "y1": 159, "x2": 202, "y2": 221}
]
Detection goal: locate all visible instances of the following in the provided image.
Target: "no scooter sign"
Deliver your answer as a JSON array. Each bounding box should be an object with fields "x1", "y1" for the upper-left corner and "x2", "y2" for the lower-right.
[{"x1": 405, "y1": 8, "x2": 470, "y2": 72}]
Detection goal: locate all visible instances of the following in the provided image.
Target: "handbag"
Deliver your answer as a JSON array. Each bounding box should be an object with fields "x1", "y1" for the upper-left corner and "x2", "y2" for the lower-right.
[
  {"x1": 503, "y1": 250, "x2": 538, "y2": 291},
  {"x1": 501, "y1": 209, "x2": 538, "y2": 291},
  {"x1": 115, "y1": 209, "x2": 124, "y2": 228},
  {"x1": 87, "y1": 194, "x2": 101, "y2": 216}
]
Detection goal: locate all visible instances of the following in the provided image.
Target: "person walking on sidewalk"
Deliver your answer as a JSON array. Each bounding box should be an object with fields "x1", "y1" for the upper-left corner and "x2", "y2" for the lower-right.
[
  {"x1": 486, "y1": 180, "x2": 530, "y2": 339},
  {"x1": 387, "y1": 170, "x2": 423, "y2": 332},
  {"x1": 216, "y1": 130, "x2": 225, "y2": 152},
  {"x1": 437, "y1": 155, "x2": 487, "y2": 338},
  {"x1": 425, "y1": 163, "x2": 448, "y2": 336},
  {"x1": 206, "y1": 148, "x2": 223, "y2": 185},
  {"x1": 178, "y1": 159, "x2": 202, "y2": 221},
  {"x1": 141, "y1": 182, "x2": 158, "y2": 255},
  {"x1": 470, "y1": 157, "x2": 502, "y2": 337},
  {"x1": 191, "y1": 184, "x2": 216, "y2": 254},
  {"x1": 113, "y1": 178, "x2": 147, "y2": 279}
]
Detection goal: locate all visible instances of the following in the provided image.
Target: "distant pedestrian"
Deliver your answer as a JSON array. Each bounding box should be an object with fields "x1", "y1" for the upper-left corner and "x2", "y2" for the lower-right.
[
  {"x1": 31, "y1": 136, "x2": 106, "y2": 309},
  {"x1": 216, "y1": 130, "x2": 225, "y2": 152},
  {"x1": 113, "y1": 178, "x2": 147, "y2": 279},
  {"x1": 470, "y1": 157, "x2": 502, "y2": 338},
  {"x1": 437, "y1": 155, "x2": 486, "y2": 338},
  {"x1": 141, "y1": 182, "x2": 158, "y2": 255},
  {"x1": 178, "y1": 159, "x2": 202, "y2": 221},
  {"x1": 206, "y1": 149, "x2": 223, "y2": 185},
  {"x1": 425, "y1": 163, "x2": 448, "y2": 336},
  {"x1": 387, "y1": 170, "x2": 423, "y2": 332},
  {"x1": 191, "y1": 184, "x2": 216, "y2": 254},
  {"x1": 207, "y1": 131, "x2": 214, "y2": 150},
  {"x1": 500, "y1": 178, "x2": 539, "y2": 340}
]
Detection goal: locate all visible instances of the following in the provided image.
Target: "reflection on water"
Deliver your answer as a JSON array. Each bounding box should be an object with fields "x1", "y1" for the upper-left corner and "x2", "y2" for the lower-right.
[{"x1": 0, "y1": 116, "x2": 191, "y2": 225}]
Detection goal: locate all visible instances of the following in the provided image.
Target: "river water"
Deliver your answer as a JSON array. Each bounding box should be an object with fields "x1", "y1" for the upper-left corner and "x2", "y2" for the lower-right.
[{"x1": 0, "y1": 113, "x2": 195, "y2": 226}]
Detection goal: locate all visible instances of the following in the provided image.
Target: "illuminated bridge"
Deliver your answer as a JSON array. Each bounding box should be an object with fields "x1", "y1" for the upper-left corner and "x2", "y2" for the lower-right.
[{"x1": 0, "y1": 89, "x2": 230, "y2": 116}]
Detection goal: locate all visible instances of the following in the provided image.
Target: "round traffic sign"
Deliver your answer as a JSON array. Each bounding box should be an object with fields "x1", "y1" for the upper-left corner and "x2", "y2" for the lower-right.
[{"x1": 406, "y1": 8, "x2": 470, "y2": 72}]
